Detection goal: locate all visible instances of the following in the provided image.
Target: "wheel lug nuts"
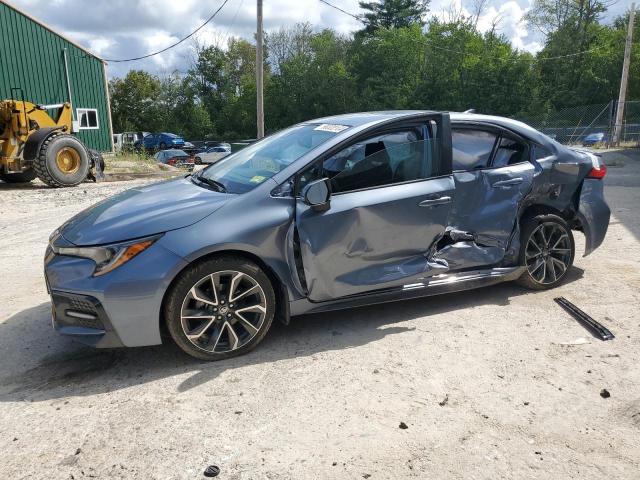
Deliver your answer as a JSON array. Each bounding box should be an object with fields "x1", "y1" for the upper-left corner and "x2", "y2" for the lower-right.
[
  {"x1": 227, "y1": 313, "x2": 231, "y2": 318},
  {"x1": 213, "y1": 307, "x2": 217, "y2": 312},
  {"x1": 218, "y1": 315, "x2": 222, "y2": 320}
]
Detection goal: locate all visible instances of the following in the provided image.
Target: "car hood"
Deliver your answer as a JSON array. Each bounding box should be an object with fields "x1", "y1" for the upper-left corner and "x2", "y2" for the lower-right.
[{"x1": 60, "y1": 178, "x2": 229, "y2": 245}]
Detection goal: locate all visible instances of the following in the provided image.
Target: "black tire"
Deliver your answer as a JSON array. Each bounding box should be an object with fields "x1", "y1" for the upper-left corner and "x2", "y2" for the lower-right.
[
  {"x1": 195, "y1": 157, "x2": 202, "y2": 165},
  {"x1": 517, "y1": 214, "x2": 575, "y2": 290},
  {"x1": 159, "y1": 142, "x2": 167, "y2": 150},
  {"x1": 164, "y1": 255, "x2": 276, "y2": 361},
  {"x1": 0, "y1": 168, "x2": 36, "y2": 183},
  {"x1": 33, "y1": 134, "x2": 90, "y2": 187}
]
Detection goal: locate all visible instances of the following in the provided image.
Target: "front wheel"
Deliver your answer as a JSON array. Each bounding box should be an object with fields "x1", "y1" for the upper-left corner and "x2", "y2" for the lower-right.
[
  {"x1": 33, "y1": 134, "x2": 90, "y2": 187},
  {"x1": 517, "y1": 214, "x2": 575, "y2": 290},
  {"x1": 164, "y1": 256, "x2": 276, "y2": 361}
]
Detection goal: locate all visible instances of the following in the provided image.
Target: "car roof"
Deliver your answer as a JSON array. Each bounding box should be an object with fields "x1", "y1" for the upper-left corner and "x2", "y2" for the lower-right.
[
  {"x1": 448, "y1": 113, "x2": 559, "y2": 146},
  {"x1": 303, "y1": 111, "x2": 557, "y2": 147},
  {"x1": 306, "y1": 110, "x2": 437, "y2": 128}
]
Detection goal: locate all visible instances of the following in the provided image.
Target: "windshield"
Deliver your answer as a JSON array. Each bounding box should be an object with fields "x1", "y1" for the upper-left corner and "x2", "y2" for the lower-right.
[{"x1": 196, "y1": 123, "x2": 347, "y2": 194}]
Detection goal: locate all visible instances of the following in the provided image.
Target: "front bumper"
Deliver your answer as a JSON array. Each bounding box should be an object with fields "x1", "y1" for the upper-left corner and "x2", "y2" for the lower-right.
[
  {"x1": 45, "y1": 240, "x2": 189, "y2": 347},
  {"x1": 50, "y1": 291, "x2": 124, "y2": 347}
]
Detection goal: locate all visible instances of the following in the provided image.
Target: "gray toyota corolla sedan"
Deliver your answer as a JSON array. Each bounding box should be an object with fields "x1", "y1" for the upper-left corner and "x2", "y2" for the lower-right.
[{"x1": 45, "y1": 111, "x2": 610, "y2": 360}]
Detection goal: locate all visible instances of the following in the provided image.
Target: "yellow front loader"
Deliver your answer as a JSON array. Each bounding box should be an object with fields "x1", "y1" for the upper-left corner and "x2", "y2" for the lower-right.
[{"x1": 0, "y1": 95, "x2": 104, "y2": 187}]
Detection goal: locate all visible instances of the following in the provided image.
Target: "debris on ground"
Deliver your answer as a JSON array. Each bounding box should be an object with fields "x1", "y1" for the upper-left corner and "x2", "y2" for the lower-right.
[
  {"x1": 399, "y1": 422, "x2": 408, "y2": 430},
  {"x1": 600, "y1": 389, "x2": 611, "y2": 399},
  {"x1": 204, "y1": 465, "x2": 220, "y2": 477},
  {"x1": 554, "y1": 297, "x2": 615, "y2": 341},
  {"x1": 438, "y1": 394, "x2": 449, "y2": 407}
]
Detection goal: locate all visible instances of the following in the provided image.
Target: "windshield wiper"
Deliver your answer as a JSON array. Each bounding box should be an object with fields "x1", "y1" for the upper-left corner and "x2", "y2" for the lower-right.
[{"x1": 192, "y1": 173, "x2": 227, "y2": 193}]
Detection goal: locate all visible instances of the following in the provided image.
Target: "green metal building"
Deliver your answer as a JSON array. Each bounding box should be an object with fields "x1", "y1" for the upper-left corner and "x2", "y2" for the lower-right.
[{"x1": 0, "y1": 0, "x2": 113, "y2": 151}]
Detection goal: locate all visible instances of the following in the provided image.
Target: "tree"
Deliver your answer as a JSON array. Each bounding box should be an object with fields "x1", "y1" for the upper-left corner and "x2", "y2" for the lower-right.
[
  {"x1": 109, "y1": 70, "x2": 164, "y2": 133},
  {"x1": 359, "y1": 0, "x2": 430, "y2": 35}
]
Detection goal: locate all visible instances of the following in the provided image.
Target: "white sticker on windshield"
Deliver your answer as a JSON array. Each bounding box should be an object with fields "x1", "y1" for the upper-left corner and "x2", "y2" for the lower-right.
[{"x1": 314, "y1": 123, "x2": 349, "y2": 133}]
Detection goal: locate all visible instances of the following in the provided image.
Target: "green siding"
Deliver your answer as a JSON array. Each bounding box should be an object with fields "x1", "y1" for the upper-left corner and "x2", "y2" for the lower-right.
[{"x1": 0, "y1": 2, "x2": 111, "y2": 151}]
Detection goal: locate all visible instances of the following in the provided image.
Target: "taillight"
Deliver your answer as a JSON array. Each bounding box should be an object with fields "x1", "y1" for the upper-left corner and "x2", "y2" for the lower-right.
[
  {"x1": 167, "y1": 158, "x2": 176, "y2": 165},
  {"x1": 587, "y1": 164, "x2": 607, "y2": 179}
]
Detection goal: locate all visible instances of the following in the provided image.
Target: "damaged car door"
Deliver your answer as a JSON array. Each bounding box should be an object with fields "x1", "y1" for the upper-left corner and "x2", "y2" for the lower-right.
[
  {"x1": 437, "y1": 125, "x2": 537, "y2": 269},
  {"x1": 294, "y1": 117, "x2": 453, "y2": 302}
]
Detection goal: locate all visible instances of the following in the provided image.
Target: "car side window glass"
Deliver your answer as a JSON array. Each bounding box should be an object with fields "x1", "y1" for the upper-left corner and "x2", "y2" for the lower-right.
[
  {"x1": 325, "y1": 130, "x2": 442, "y2": 193},
  {"x1": 492, "y1": 136, "x2": 529, "y2": 168},
  {"x1": 452, "y1": 128, "x2": 497, "y2": 171},
  {"x1": 533, "y1": 145, "x2": 553, "y2": 160}
]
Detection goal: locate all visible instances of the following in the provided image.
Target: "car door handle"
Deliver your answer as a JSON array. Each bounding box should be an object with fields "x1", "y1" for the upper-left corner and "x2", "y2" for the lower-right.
[
  {"x1": 419, "y1": 196, "x2": 451, "y2": 207},
  {"x1": 492, "y1": 178, "x2": 523, "y2": 188}
]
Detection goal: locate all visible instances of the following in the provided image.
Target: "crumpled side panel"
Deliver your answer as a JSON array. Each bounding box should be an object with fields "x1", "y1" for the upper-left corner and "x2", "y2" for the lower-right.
[
  {"x1": 432, "y1": 241, "x2": 505, "y2": 270},
  {"x1": 296, "y1": 177, "x2": 455, "y2": 302}
]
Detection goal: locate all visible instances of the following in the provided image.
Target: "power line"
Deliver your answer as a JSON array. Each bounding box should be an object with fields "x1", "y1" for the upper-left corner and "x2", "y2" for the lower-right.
[
  {"x1": 318, "y1": 0, "x2": 362, "y2": 21},
  {"x1": 104, "y1": 0, "x2": 232, "y2": 62}
]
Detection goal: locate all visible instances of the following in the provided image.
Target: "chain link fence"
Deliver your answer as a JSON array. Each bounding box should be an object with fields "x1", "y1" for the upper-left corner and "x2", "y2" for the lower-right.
[{"x1": 517, "y1": 100, "x2": 640, "y2": 147}]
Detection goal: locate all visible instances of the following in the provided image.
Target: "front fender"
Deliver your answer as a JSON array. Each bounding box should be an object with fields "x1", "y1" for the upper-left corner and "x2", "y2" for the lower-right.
[{"x1": 23, "y1": 126, "x2": 65, "y2": 160}]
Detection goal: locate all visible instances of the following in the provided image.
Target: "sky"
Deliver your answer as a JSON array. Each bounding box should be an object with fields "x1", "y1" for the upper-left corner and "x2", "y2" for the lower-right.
[{"x1": 8, "y1": 0, "x2": 633, "y2": 78}]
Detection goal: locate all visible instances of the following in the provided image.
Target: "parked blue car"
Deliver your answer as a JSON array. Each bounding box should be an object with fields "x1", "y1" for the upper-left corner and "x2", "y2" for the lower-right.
[
  {"x1": 45, "y1": 111, "x2": 610, "y2": 360},
  {"x1": 582, "y1": 132, "x2": 606, "y2": 146},
  {"x1": 136, "y1": 132, "x2": 185, "y2": 151}
]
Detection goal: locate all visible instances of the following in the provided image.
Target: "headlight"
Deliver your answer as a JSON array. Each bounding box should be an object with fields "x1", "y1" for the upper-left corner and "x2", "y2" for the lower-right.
[{"x1": 53, "y1": 235, "x2": 161, "y2": 276}]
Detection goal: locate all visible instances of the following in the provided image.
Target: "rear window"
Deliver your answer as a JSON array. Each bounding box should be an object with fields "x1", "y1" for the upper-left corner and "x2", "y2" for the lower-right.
[
  {"x1": 452, "y1": 129, "x2": 497, "y2": 171},
  {"x1": 492, "y1": 137, "x2": 529, "y2": 167},
  {"x1": 166, "y1": 150, "x2": 188, "y2": 156}
]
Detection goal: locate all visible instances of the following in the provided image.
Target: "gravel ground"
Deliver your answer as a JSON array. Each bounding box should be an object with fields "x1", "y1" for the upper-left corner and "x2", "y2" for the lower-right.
[{"x1": 0, "y1": 152, "x2": 639, "y2": 480}]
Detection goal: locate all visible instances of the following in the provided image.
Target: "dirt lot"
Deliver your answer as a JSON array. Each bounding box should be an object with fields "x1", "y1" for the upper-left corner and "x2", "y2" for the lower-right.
[{"x1": 1, "y1": 151, "x2": 639, "y2": 480}]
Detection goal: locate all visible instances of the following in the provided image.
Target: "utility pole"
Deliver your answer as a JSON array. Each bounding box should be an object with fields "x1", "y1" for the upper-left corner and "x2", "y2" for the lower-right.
[
  {"x1": 256, "y1": 0, "x2": 265, "y2": 139},
  {"x1": 613, "y1": 2, "x2": 635, "y2": 146}
]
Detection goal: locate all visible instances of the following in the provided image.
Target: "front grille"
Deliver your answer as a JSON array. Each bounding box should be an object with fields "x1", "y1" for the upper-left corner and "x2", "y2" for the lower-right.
[{"x1": 67, "y1": 297, "x2": 98, "y2": 316}]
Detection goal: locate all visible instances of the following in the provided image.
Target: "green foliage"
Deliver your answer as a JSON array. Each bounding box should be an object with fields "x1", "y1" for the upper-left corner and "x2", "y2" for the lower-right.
[
  {"x1": 359, "y1": 0, "x2": 430, "y2": 35},
  {"x1": 109, "y1": 2, "x2": 637, "y2": 141}
]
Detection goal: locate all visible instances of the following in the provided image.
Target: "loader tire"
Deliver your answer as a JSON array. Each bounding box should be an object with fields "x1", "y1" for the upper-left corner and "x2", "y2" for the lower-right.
[
  {"x1": 0, "y1": 168, "x2": 37, "y2": 184},
  {"x1": 33, "y1": 134, "x2": 90, "y2": 187}
]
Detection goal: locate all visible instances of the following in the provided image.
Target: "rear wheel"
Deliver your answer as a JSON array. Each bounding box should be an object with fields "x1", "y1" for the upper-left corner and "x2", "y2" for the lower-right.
[
  {"x1": 33, "y1": 134, "x2": 90, "y2": 187},
  {"x1": 517, "y1": 214, "x2": 574, "y2": 290},
  {"x1": 0, "y1": 168, "x2": 36, "y2": 183},
  {"x1": 165, "y1": 256, "x2": 276, "y2": 361}
]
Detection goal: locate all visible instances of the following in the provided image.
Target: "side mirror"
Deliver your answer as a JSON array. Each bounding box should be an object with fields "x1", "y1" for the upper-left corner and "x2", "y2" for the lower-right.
[{"x1": 302, "y1": 178, "x2": 331, "y2": 212}]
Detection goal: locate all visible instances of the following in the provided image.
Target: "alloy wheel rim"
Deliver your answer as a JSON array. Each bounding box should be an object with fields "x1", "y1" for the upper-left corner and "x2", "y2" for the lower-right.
[
  {"x1": 525, "y1": 222, "x2": 572, "y2": 284},
  {"x1": 180, "y1": 270, "x2": 267, "y2": 353}
]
